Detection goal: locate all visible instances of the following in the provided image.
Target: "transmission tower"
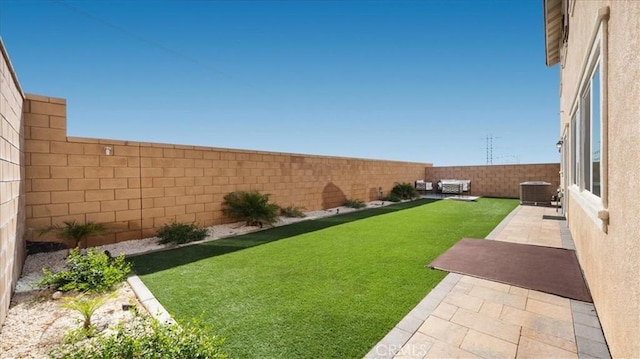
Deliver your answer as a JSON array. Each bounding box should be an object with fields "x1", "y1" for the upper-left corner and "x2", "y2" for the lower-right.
[{"x1": 485, "y1": 134, "x2": 499, "y2": 165}]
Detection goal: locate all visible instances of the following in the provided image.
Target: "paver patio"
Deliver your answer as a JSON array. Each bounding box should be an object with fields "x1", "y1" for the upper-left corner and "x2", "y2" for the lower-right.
[{"x1": 365, "y1": 205, "x2": 610, "y2": 359}]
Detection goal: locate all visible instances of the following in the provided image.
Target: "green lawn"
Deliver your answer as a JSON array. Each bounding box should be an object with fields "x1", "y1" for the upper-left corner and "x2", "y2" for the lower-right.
[{"x1": 131, "y1": 198, "x2": 518, "y2": 358}]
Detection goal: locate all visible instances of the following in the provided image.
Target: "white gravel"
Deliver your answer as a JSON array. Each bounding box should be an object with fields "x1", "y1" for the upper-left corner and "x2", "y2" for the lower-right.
[{"x1": 1, "y1": 201, "x2": 394, "y2": 358}]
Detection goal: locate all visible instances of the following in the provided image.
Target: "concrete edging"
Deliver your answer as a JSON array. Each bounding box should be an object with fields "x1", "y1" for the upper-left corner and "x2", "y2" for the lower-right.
[
  {"x1": 127, "y1": 275, "x2": 174, "y2": 324},
  {"x1": 363, "y1": 273, "x2": 463, "y2": 358}
]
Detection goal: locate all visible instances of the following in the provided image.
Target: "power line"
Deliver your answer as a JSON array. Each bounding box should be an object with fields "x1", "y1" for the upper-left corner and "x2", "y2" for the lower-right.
[{"x1": 48, "y1": 0, "x2": 261, "y2": 91}]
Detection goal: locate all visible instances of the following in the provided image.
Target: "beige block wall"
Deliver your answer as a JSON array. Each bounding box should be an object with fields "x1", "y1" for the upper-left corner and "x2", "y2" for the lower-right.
[
  {"x1": 426, "y1": 164, "x2": 560, "y2": 198},
  {"x1": 23, "y1": 94, "x2": 429, "y2": 246},
  {"x1": 559, "y1": 2, "x2": 640, "y2": 357},
  {"x1": 0, "y1": 40, "x2": 25, "y2": 326}
]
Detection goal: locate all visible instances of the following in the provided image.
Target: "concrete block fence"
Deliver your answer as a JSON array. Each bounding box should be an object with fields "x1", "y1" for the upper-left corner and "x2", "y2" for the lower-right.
[
  {"x1": 21, "y1": 94, "x2": 430, "y2": 246},
  {"x1": 0, "y1": 39, "x2": 26, "y2": 327},
  {"x1": 426, "y1": 164, "x2": 560, "y2": 199}
]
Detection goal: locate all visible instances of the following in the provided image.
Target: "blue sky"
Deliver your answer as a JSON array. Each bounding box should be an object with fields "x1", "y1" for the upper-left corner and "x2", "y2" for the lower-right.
[{"x1": 0, "y1": 0, "x2": 559, "y2": 166}]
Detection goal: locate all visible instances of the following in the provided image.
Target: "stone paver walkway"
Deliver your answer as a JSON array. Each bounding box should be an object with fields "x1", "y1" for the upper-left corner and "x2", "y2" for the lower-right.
[{"x1": 365, "y1": 205, "x2": 610, "y2": 359}]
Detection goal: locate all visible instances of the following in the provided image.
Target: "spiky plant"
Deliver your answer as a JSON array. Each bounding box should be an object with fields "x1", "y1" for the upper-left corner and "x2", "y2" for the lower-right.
[
  {"x1": 39, "y1": 221, "x2": 105, "y2": 249},
  {"x1": 222, "y1": 191, "x2": 280, "y2": 226},
  {"x1": 390, "y1": 182, "x2": 420, "y2": 200},
  {"x1": 61, "y1": 293, "x2": 114, "y2": 331},
  {"x1": 344, "y1": 198, "x2": 366, "y2": 209},
  {"x1": 280, "y1": 205, "x2": 306, "y2": 218}
]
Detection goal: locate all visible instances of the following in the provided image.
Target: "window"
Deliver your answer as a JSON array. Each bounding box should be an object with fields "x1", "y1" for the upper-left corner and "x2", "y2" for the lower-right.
[
  {"x1": 570, "y1": 61, "x2": 601, "y2": 198},
  {"x1": 564, "y1": 6, "x2": 608, "y2": 229},
  {"x1": 571, "y1": 114, "x2": 577, "y2": 185},
  {"x1": 581, "y1": 83, "x2": 591, "y2": 191},
  {"x1": 591, "y1": 65, "x2": 601, "y2": 196}
]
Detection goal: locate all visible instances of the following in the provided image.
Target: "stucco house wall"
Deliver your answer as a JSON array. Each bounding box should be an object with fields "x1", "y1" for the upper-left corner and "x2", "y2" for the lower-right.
[{"x1": 546, "y1": 1, "x2": 640, "y2": 357}]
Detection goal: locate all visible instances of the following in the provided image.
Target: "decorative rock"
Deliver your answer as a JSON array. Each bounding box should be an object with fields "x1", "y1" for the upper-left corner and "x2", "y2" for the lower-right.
[{"x1": 52, "y1": 291, "x2": 63, "y2": 300}]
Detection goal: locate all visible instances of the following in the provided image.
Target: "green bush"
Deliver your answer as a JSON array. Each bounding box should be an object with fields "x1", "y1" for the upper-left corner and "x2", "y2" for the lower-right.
[
  {"x1": 222, "y1": 191, "x2": 280, "y2": 226},
  {"x1": 280, "y1": 205, "x2": 306, "y2": 218},
  {"x1": 40, "y1": 248, "x2": 131, "y2": 293},
  {"x1": 50, "y1": 314, "x2": 227, "y2": 359},
  {"x1": 382, "y1": 194, "x2": 401, "y2": 202},
  {"x1": 344, "y1": 198, "x2": 366, "y2": 209},
  {"x1": 390, "y1": 182, "x2": 420, "y2": 200},
  {"x1": 157, "y1": 222, "x2": 208, "y2": 245}
]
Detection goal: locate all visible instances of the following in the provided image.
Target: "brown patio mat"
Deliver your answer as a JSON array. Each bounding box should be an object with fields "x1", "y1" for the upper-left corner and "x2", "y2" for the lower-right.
[
  {"x1": 542, "y1": 214, "x2": 566, "y2": 220},
  {"x1": 428, "y1": 238, "x2": 592, "y2": 302}
]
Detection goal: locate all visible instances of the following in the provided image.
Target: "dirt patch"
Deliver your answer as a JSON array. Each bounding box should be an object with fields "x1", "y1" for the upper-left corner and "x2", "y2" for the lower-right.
[{"x1": 0, "y1": 285, "x2": 140, "y2": 359}]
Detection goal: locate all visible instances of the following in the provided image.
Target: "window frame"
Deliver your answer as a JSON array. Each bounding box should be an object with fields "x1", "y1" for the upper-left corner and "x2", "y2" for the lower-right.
[{"x1": 567, "y1": 18, "x2": 606, "y2": 228}]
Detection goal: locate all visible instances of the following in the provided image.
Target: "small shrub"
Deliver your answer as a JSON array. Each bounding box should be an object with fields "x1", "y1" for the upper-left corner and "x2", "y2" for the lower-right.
[
  {"x1": 40, "y1": 248, "x2": 131, "y2": 293},
  {"x1": 157, "y1": 222, "x2": 208, "y2": 245},
  {"x1": 280, "y1": 205, "x2": 306, "y2": 218},
  {"x1": 222, "y1": 191, "x2": 280, "y2": 226},
  {"x1": 63, "y1": 326, "x2": 98, "y2": 344},
  {"x1": 50, "y1": 314, "x2": 228, "y2": 359},
  {"x1": 39, "y1": 221, "x2": 106, "y2": 249},
  {"x1": 344, "y1": 198, "x2": 366, "y2": 209},
  {"x1": 390, "y1": 182, "x2": 420, "y2": 200},
  {"x1": 382, "y1": 194, "x2": 401, "y2": 202}
]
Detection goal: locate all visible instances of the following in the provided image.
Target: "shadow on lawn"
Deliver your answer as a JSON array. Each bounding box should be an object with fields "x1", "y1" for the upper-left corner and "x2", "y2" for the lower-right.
[{"x1": 131, "y1": 198, "x2": 438, "y2": 275}]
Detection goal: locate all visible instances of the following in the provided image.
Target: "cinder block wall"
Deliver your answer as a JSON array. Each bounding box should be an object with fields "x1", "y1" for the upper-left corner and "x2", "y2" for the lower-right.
[
  {"x1": 0, "y1": 40, "x2": 25, "y2": 326},
  {"x1": 426, "y1": 164, "x2": 560, "y2": 198},
  {"x1": 23, "y1": 94, "x2": 430, "y2": 246}
]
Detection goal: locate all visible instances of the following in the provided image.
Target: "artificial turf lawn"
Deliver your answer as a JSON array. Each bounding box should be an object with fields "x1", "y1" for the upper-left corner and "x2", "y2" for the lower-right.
[{"x1": 131, "y1": 198, "x2": 518, "y2": 358}]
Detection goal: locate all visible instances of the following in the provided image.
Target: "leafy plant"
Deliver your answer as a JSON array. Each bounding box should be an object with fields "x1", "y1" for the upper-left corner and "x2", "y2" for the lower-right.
[
  {"x1": 390, "y1": 182, "x2": 420, "y2": 201},
  {"x1": 50, "y1": 314, "x2": 228, "y2": 359},
  {"x1": 222, "y1": 191, "x2": 280, "y2": 226},
  {"x1": 63, "y1": 325, "x2": 98, "y2": 344},
  {"x1": 280, "y1": 205, "x2": 306, "y2": 218},
  {"x1": 40, "y1": 248, "x2": 131, "y2": 293},
  {"x1": 343, "y1": 198, "x2": 366, "y2": 209},
  {"x1": 157, "y1": 222, "x2": 208, "y2": 245},
  {"x1": 39, "y1": 221, "x2": 106, "y2": 249}
]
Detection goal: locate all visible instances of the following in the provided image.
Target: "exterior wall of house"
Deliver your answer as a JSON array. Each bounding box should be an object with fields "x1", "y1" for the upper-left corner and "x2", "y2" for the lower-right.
[
  {"x1": 558, "y1": 2, "x2": 640, "y2": 357},
  {"x1": 426, "y1": 164, "x2": 560, "y2": 198},
  {"x1": 23, "y1": 94, "x2": 430, "y2": 246},
  {"x1": 0, "y1": 40, "x2": 25, "y2": 326}
]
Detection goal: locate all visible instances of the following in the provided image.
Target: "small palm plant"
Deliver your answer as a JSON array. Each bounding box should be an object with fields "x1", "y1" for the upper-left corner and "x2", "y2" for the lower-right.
[
  {"x1": 39, "y1": 221, "x2": 106, "y2": 249},
  {"x1": 390, "y1": 182, "x2": 420, "y2": 200},
  {"x1": 222, "y1": 191, "x2": 280, "y2": 227},
  {"x1": 61, "y1": 293, "x2": 114, "y2": 338}
]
